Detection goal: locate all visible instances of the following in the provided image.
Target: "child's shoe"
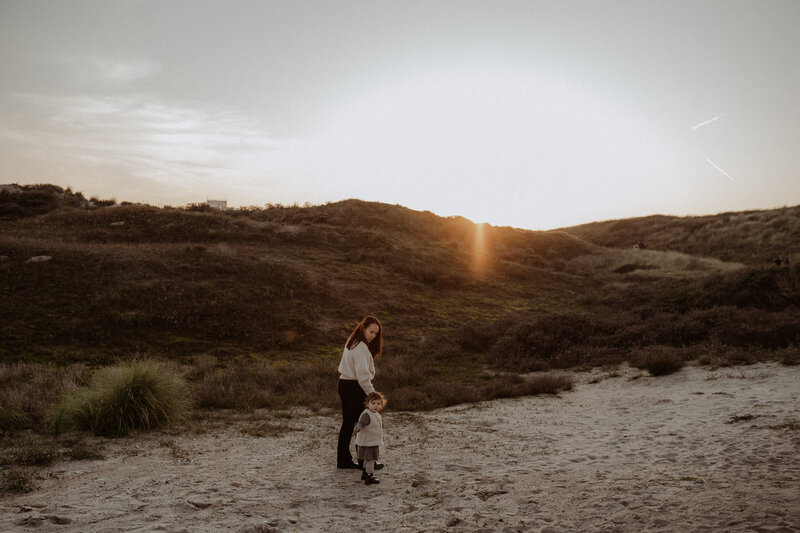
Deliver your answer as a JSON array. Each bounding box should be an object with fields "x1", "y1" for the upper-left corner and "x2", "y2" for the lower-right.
[
  {"x1": 364, "y1": 473, "x2": 380, "y2": 485},
  {"x1": 361, "y1": 470, "x2": 368, "y2": 481}
]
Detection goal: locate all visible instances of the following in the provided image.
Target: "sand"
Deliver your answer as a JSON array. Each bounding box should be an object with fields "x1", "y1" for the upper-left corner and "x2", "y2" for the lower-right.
[{"x1": 2, "y1": 362, "x2": 799, "y2": 532}]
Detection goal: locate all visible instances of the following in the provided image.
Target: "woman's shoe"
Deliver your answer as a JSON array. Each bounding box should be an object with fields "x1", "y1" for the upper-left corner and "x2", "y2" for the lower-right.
[
  {"x1": 364, "y1": 473, "x2": 380, "y2": 485},
  {"x1": 374, "y1": 463, "x2": 385, "y2": 470}
]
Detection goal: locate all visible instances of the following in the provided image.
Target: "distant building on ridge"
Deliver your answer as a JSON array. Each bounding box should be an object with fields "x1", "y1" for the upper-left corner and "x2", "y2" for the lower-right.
[{"x1": 205, "y1": 199, "x2": 228, "y2": 210}]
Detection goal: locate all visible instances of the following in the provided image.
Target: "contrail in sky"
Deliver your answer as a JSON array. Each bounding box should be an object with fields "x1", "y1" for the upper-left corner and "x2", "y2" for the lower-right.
[
  {"x1": 691, "y1": 115, "x2": 723, "y2": 130},
  {"x1": 704, "y1": 155, "x2": 734, "y2": 180}
]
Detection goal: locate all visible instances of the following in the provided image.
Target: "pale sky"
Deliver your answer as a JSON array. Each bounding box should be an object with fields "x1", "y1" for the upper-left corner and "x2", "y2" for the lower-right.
[{"x1": 1, "y1": 0, "x2": 799, "y2": 230}]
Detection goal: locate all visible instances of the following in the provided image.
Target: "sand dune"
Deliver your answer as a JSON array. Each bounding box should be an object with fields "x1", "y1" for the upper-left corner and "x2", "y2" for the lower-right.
[{"x1": 2, "y1": 362, "x2": 799, "y2": 532}]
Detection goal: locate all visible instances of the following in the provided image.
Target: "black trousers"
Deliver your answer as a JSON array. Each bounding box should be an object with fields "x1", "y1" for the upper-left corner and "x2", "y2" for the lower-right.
[{"x1": 337, "y1": 379, "x2": 366, "y2": 467}]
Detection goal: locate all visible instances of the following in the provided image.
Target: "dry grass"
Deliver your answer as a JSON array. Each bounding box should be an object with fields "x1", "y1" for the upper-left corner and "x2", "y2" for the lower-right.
[
  {"x1": 566, "y1": 248, "x2": 744, "y2": 279},
  {"x1": 0, "y1": 363, "x2": 90, "y2": 431},
  {"x1": 387, "y1": 373, "x2": 573, "y2": 411},
  {"x1": 0, "y1": 469, "x2": 36, "y2": 494},
  {"x1": 633, "y1": 346, "x2": 687, "y2": 376},
  {"x1": 0, "y1": 433, "x2": 59, "y2": 466},
  {"x1": 50, "y1": 359, "x2": 190, "y2": 437},
  {"x1": 563, "y1": 205, "x2": 800, "y2": 265},
  {"x1": 190, "y1": 357, "x2": 338, "y2": 411}
]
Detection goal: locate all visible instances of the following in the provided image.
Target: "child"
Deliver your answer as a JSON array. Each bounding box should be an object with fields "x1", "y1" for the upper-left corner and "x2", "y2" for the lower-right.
[{"x1": 354, "y1": 391, "x2": 386, "y2": 485}]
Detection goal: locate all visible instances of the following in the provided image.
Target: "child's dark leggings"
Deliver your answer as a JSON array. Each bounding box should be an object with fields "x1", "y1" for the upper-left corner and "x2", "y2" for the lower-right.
[{"x1": 337, "y1": 379, "x2": 366, "y2": 467}]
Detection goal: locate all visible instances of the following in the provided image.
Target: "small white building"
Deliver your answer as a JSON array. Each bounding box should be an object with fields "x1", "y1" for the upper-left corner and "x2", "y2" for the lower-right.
[{"x1": 205, "y1": 199, "x2": 228, "y2": 210}]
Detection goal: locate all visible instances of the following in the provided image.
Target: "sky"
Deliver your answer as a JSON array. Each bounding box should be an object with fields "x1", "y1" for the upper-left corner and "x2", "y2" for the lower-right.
[{"x1": 1, "y1": 0, "x2": 799, "y2": 230}]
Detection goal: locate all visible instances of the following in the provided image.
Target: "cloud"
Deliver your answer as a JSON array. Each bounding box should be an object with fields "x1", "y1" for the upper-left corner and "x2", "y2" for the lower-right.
[
  {"x1": 1, "y1": 93, "x2": 311, "y2": 204},
  {"x1": 55, "y1": 55, "x2": 160, "y2": 84}
]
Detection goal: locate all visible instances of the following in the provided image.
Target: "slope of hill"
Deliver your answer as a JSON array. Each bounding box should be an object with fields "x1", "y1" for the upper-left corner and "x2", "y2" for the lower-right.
[
  {"x1": 1, "y1": 186, "x2": 593, "y2": 361},
  {"x1": 561, "y1": 205, "x2": 800, "y2": 265},
  {"x1": 2, "y1": 184, "x2": 799, "y2": 418}
]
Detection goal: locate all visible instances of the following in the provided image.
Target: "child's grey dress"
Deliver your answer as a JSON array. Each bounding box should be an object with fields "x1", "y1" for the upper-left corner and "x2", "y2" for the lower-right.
[{"x1": 354, "y1": 409, "x2": 383, "y2": 461}]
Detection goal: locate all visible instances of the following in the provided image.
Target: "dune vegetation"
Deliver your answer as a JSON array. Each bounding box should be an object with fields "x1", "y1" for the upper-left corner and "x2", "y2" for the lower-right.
[{"x1": 1, "y1": 183, "x2": 799, "y2": 442}]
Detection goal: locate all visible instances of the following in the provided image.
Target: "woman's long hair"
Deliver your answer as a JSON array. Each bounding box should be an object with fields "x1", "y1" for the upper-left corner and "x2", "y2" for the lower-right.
[{"x1": 346, "y1": 315, "x2": 383, "y2": 359}]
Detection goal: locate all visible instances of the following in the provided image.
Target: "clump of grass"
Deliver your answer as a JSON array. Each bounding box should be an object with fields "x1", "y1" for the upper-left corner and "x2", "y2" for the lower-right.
[
  {"x1": 634, "y1": 346, "x2": 685, "y2": 376},
  {"x1": 0, "y1": 406, "x2": 29, "y2": 432},
  {"x1": 779, "y1": 346, "x2": 800, "y2": 366},
  {"x1": 50, "y1": 359, "x2": 190, "y2": 437},
  {"x1": 0, "y1": 469, "x2": 36, "y2": 494},
  {"x1": 523, "y1": 373, "x2": 574, "y2": 395}
]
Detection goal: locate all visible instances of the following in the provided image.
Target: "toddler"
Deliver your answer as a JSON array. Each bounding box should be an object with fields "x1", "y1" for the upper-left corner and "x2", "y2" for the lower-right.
[{"x1": 354, "y1": 391, "x2": 386, "y2": 485}]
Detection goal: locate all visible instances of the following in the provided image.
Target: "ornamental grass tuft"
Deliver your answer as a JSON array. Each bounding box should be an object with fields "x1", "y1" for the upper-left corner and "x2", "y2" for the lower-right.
[{"x1": 50, "y1": 359, "x2": 190, "y2": 437}]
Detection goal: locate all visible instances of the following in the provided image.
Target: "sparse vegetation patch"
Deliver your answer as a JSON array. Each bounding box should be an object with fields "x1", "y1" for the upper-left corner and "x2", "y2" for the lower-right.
[{"x1": 0, "y1": 469, "x2": 36, "y2": 494}]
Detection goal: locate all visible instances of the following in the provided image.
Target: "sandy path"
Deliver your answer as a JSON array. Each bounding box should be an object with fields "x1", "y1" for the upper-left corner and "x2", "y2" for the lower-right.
[{"x1": 2, "y1": 362, "x2": 799, "y2": 532}]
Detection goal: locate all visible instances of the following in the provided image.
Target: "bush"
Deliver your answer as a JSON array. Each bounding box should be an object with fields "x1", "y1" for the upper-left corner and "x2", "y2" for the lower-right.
[
  {"x1": 780, "y1": 346, "x2": 800, "y2": 366},
  {"x1": 0, "y1": 434, "x2": 59, "y2": 466},
  {"x1": 387, "y1": 373, "x2": 574, "y2": 411},
  {"x1": 0, "y1": 406, "x2": 29, "y2": 432},
  {"x1": 634, "y1": 346, "x2": 686, "y2": 376},
  {"x1": 0, "y1": 469, "x2": 36, "y2": 494},
  {"x1": 456, "y1": 320, "x2": 497, "y2": 353},
  {"x1": 50, "y1": 359, "x2": 190, "y2": 437},
  {"x1": 522, "y1": 373, "x2": 574, "y2": 395}
]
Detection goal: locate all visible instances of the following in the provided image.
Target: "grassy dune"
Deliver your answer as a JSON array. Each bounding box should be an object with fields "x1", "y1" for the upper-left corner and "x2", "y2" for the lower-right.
[
  {"x1": 1, "y1": 184, "x2": 799, "y2": 441},
  {"x1": 564, "y1": 206, "x2": 800, "y2": 265}
]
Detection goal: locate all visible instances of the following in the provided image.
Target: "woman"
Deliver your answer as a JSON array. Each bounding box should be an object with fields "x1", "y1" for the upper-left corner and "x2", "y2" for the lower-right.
[{"x1": 337, "y1": 315, "x2": 383, "y2": 469}]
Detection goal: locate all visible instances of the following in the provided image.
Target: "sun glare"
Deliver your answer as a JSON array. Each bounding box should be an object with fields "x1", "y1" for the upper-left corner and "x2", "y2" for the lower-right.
[{"x1": 471, "y1": 222, "x2": 489, "y2": 277}]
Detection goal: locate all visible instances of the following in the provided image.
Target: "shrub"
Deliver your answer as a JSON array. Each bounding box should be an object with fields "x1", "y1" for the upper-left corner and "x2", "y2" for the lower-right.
[
  {"x1": 709, "y1": 308, "x2": 800, "y2": 349},
  {"x1": 478, "y1": 373, "x2": 573, "y2": 399},
  {"x1": 50, "y1": 359, "x2": 190, "y2": 437},
  {"x1": 0, "y1": 469, "x2": 36, "y2": 494},
  {"x1": 0, "y1": 434, "x2": 59, "y2": 466},
  {"x1": 387, "y1": 373, "x2": 574, "y2": 411},
  {"x1": 0, "y1": 406, "x2": 29, "y2": 432},
  {"x1": 456, "y1": 320, "x2": 497, "y2": 353},
  {"x1": 634, "y1": 346, "x2": 686, "y2": 376},
  {"x1": 780, "y1": 346, "x2": 800, "y2": 366},
  {"x1": 522, "y1": 373, "x2": 574, "y2": 395}
]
